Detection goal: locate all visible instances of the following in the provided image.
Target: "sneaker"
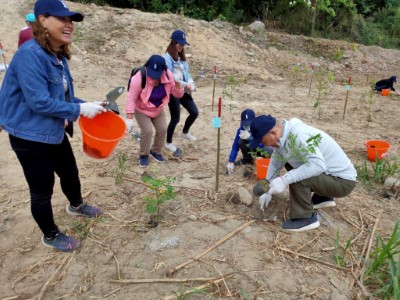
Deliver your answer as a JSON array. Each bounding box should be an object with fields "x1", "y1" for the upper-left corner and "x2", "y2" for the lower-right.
[
  {"x1": 182, "y1": 132, "x2": 197, "y2": 141},
  {"x1": 165, "y1": 143, "x2": 177, "y2": 153},
  {"x1": 281, "y1": 213, "x2": 320, "y2": 232},
  {"x1": 41, "y1": 232, "x2": 80, "y2": 252},
  {"x1": 139, "y1": 155, "x2": 149, "y2": 168},
  {"x1": 312, "y1": 194, "x2": 336, "y2": 209},
  {"x1": 150, "y1": 151, "x2": 165, "y2": 163},
  {"x1": 66, "y1": 203, "x2": 103, "y2": 217}
]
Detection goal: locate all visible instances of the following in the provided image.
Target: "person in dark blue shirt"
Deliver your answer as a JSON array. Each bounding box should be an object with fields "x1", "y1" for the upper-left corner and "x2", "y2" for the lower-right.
[{"x1": 373, "y1": 76, "x2": 400, "y2": 95}]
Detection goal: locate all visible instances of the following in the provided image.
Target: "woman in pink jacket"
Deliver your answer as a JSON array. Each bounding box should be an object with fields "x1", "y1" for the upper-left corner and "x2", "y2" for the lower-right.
[{"x1": 126, "y1": 55, "x2": 183, "y2": 167}]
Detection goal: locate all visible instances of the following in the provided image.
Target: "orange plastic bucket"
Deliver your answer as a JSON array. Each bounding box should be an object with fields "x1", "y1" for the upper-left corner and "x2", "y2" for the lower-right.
[
  {"x1": 381, "y1": 89, "x2": 390, "y2": 96},
  {"x1": 255, "y1": 158, "x2": 270, "y2": 180},
  {"x1": 365, "y1": 140, "x2": 390, "y2": 162},
  {"x1": 79, "y1": 111, "x2": 126, "y2": 159}
]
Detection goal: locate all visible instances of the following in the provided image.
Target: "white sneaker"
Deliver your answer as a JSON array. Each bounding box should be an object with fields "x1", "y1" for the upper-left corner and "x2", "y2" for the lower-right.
[
  {"x1": 165, "y1": 143, "x2": 177, "y2": 153},
  {"x1": 182, "y1": 132, "x2": 197, "y2": 141}
]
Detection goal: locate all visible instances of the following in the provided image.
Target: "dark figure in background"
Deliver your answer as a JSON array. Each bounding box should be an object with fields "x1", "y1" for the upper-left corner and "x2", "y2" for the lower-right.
[{"x1": 373, "y1": 76, "x2": 400, "y2": 95}]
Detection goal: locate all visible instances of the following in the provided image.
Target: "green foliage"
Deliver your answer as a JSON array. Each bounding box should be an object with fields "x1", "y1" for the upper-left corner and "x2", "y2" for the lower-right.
[
  {"x1": 114, "y1": 153, "x2": 127, "y2": 185},
  {"x1": 364, "y1": 220, "x2": 400, "y2": 299},
  {"x1": 355, "y1": 157, "x2": 400, "y2": 190},
  {"x1": 222, "y1": 75, "x2": 245, "y2": 114},
  {"x1": 142, "y1": 174, "x2": 176, "y2": 222},
  {"x1": 314, "y1": 68, "x2": 335, "y2": 118},
  {"x1": 174, "y1": 286, "x2": 209, "y2": 299},
  {"x1": 333, "y1": 230, "x2": 352, "y2": 267},
  {"x1": 331, "y1": 48, "x2": 344, "y2": 61},
  {"x1": 70, "y1": 0, "x2": 400, "y2": 49},
  {"x1": 249, "y1": 147, "x2": 271, "y2": 160}
]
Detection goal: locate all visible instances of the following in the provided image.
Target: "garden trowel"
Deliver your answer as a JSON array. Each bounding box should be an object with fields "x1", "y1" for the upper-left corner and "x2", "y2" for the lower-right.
[{"x1": 101, "y1": 86, "x2": 125, "y2": 114}]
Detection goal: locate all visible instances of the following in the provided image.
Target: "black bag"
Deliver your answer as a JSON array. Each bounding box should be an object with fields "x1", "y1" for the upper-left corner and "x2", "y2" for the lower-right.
[{"x1": 127, "y1": 66, "x2": 146, "y2": 91}]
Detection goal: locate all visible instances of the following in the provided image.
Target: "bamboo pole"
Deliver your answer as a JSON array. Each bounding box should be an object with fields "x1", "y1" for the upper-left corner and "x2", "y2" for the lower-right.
[{"x1": 215, "y1": 97, "x2": 222, "y2": 192}]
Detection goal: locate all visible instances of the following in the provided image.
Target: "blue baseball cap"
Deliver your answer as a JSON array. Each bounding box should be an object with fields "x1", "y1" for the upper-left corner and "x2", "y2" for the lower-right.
[
  {"x1": 34, "y1": 0, "x2": 84, "y2": 22},
  {"x1": 249, "y1": 115, "x2": 276, "y2": 149},
  {"x1": 390, "y1": 76, "x2": 397, "y2": 83},
  {"x1": 171, "y1": 30, "x2": 190, "y2": 46},
  {"x1": 26, "y1": 13, "x2": 36, "y2": 23},
  {"x1": 145, "y1": 55, "x2": 167, "y2": 80},
  {"x1": 241, "y1": 109, "x2": 256, "y2": 127}
]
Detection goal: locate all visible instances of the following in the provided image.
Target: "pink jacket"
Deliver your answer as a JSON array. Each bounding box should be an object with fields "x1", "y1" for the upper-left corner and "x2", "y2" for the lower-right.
[{"x1": 126, "y1": 69, "x2": 183, "y2": 118}]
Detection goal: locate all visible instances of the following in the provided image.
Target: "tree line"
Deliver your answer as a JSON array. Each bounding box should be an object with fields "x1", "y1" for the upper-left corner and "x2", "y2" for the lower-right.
[{"x1": 71, "y1": 0, "x2": 400, "y2": 49}]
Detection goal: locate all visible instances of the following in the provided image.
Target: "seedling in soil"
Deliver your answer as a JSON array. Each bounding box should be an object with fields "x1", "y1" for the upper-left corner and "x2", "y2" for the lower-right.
[
  {"x1": 289, "y1": 63, "x2": 302, "y2": 95},
  {"x1": 314, "y1": 68, "x2": 335, "y2": 118},
  {"x1": 355, "y1": 157, "x2": 400, "y2": 190},
  {"x1": 114, "y1": 152, "x2": 127, "y2": 185},
  {"x1": 333, "y1": 229, "x2": 352, "y2": 267},
  {"x1": 142, "y1": 174, "x2": 176, "y2": 227},
  {"x1": 222, "y1": 74, "x2": 245, "y2": 114},
  {"x1": 173, "y1": 286, "x2": 209, "y2": 299},
  {"x1": 364, "y1": 220, "x2": 400, "y2": 299}
]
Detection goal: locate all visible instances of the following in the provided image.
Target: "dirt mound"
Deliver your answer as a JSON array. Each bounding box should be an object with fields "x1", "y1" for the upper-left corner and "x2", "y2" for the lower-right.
[{"x1": 1, "y1": 1, "x2": 399, "y2": 299}]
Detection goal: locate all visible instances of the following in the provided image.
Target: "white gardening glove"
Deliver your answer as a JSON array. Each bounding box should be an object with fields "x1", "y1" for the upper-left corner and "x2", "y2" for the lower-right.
[
  {"x1": 259, "y1": 192, "x2": 272, "y2": 211},
  {"x1": 239, "y1": 130, "x2": 251, "y2": 140},
  {"x1": 80, "y1": 103, "x2": 106, "y2": 119},
  {"x1": 125, "y1": 118, "x2": 134, "y2": 132},
  {"x1": 268, "y1": 177, "x2": 287, "y2": 194},
  {"x1": 226, "y1": 162, "x2": 234, "y2": 175},
  {"x1": 188, "y1": 79, "x2": 196, "y2": 92},
  {"x1": 172, "y1": 65, "x2": 184, "y2": 82}
]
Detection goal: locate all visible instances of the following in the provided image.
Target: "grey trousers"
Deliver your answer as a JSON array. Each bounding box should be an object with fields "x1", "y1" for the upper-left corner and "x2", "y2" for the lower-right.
[
  {"x1": 289, "y1": 173, "x2": 356, "y2": 219},
  {"x1": 134, "y1": 109, "x2": 167, "y2": 156}
]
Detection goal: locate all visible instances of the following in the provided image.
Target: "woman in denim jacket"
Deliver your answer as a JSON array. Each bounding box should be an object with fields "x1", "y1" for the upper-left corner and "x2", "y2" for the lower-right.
[
  {"x1": 0, "y1": 0, "x2": 106, "y2": 252},
  {"x1": 163, "y1": 30, "x2": 199, "y2": 157}
]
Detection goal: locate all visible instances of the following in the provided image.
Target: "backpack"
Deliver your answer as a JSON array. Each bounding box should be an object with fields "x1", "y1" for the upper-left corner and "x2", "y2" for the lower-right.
[{"x1": 127, "y1": 66, "x2": 146, "y2": 91}]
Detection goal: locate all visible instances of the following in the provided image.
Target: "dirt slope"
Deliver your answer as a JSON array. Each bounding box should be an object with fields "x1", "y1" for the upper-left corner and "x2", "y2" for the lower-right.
[{"x1": 0, "y1": 1, "x2": 399, "y2": 299}]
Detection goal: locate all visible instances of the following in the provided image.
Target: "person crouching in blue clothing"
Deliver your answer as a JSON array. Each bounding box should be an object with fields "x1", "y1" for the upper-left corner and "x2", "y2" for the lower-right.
[
  {"x1": 0, "y1": 0, "x2": 107, "y2": 252},
  {"x1": 226, "y1": 109, "x2": 272, "y2": 175}
]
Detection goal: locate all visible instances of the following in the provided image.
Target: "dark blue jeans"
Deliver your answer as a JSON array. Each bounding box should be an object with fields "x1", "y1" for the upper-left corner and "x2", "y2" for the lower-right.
[
  {"x1": 9, "y1": 134, "x2": 83, "y2": 238},
  {"x1": 166, "y1": 93, "x2": 199, "y2": 143}
]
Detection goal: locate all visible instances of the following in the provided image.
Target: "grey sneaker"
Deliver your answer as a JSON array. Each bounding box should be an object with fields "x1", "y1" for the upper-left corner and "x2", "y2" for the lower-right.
[
  {"x1": 66, "y1": 203, "x2": 103, "y2": 217},
  {"x1": 41, "y1": 232, "x2": 80, "y2": 252},
  {"x1": 281, "y1": 213, "x2": 320, "y2": 232}
]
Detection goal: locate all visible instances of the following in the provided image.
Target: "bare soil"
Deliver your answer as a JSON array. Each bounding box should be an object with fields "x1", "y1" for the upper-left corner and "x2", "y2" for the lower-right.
[{"x1": 1, "y1": 1, "x2": 399, "y2": 299}]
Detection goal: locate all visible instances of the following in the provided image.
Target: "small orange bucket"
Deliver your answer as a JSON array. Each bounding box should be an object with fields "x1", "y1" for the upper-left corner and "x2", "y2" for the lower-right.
[
  {"x1": 255, "y1": 158, "x2": 270, "y2": 180},
  {"x1": 365, "y1": 140, "x2": 391, "y2": 162},
  {"x1": 79, "y1": 111, "x2": 126, "y2": 159},
  {"x1": 381, "y1": 89, "x2": 390, "y2": 96}
]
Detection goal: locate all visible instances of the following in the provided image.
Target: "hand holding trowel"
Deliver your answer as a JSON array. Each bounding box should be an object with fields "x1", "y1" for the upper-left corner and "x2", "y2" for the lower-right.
[{"x1": 101, "y1": 86, "x2": 125, "y2": 114}]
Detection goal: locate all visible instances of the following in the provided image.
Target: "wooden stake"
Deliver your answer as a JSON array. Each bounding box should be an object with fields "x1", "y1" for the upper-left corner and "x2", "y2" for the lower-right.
[
  {"x1": 166, "y1": 220, "x2": 255, "y2": 276},
  {"x1": 342, "y1": 76, "x2": 351, "y2": 119},
  {"x1": 216, "y1": 97, "x2": 222, "y2": 192}
]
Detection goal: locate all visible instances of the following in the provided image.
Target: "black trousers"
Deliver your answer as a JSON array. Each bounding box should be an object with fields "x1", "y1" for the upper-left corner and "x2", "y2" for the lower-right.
[
  {"x1": 166, "y1": 93, "x2": 199, "y2": 143},
  {"x1": 9, "y1": 134, "x2": 83, "y2": 238}
]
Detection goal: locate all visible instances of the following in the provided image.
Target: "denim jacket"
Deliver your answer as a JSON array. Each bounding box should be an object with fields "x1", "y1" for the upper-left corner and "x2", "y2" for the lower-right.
[
  {"x1": 163, "y1": 53, "x2": 193, "y2": 93},
  {"x1": 0, "y1": 39, "x2": 83, "y2": 144}
]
